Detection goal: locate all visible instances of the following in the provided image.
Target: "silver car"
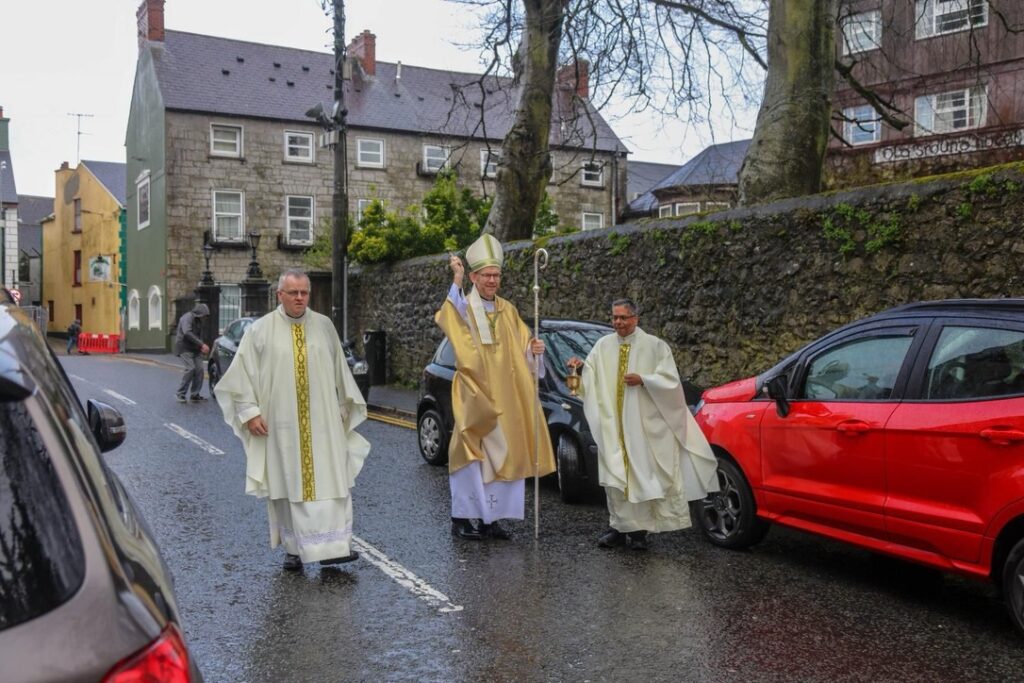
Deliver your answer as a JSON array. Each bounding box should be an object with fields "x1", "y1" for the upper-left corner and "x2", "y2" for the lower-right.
[{"x1": 0, "y1": 294, "x2": 203, "y2": 681}]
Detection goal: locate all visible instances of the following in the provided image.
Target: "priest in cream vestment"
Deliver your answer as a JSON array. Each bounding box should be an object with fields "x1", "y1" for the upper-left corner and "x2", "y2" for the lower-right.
[
  {"x1": 435, "y1": 234, "x2": 555, "y2": 540},
  {"x1": 570, "y1": 298, "x2": 719, "y2": 550},
  {"x1": 215, "y1": 269, "x2": 370, "y2": 570}
]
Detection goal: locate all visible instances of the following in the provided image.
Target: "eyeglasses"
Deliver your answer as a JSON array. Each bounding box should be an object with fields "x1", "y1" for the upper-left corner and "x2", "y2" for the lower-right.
[
  {"x1": 611, "y1": 315, "x2": 637, "y2": 321},
  {"x1": 476, "y1": 273, "x2": 501, "y2": 281},
  {"x1": 281, "y1": 290, "x2": 310, "y2": 298}
]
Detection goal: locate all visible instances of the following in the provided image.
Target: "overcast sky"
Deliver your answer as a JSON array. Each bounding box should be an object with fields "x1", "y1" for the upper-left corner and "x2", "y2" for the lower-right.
[{"x1": 2, "y1": 0, "x2": 756, "y2": 198}]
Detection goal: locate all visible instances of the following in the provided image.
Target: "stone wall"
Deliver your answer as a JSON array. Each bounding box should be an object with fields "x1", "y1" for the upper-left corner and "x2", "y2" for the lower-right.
[{"x1": 348, "y1": 162, "x2": 1024, "y2": 389}]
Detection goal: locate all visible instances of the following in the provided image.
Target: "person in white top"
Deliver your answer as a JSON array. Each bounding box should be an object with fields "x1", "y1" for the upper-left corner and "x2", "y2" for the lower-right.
[
  {"x1": 214, "y1": 269, "x2": 370, "y2": 571},
  {"x1": 568, "y1": 299, "x2": 719, "y2": 550}
]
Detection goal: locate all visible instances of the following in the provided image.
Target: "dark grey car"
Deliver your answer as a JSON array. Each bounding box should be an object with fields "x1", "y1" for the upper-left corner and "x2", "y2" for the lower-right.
[{"x1": 0, "y1": 294, "x2": 203, "y2": 681}]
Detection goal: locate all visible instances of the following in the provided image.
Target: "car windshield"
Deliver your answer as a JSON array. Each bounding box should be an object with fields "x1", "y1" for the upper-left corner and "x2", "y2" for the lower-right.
[
  {"x1": 0, "y1": 398, "x2": 86, "y2": 632},
  {"x1": 543, "y1": 327, "x2": 608, "y2": 380}
]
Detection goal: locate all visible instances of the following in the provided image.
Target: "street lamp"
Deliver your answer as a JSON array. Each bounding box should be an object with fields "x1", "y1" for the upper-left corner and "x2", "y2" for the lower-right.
[
  {"x1": 246, "y1": 230, "x2": 263, "y2": 279},
  {"x1": 199, "y1": 242, "x2": 216, "y2": 286}
]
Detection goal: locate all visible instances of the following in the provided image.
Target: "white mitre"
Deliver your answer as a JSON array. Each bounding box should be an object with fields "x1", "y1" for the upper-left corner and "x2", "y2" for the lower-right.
[
  {"x1": 466, "y1": 233, "x2": 504, "y2": 272},
  {"x1": 464, "y1": 233, "x2": 504, "y2": 345}
]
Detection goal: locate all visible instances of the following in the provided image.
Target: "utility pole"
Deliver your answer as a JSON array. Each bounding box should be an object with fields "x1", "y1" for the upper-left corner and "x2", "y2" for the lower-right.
[
  {"x1": 66, "y1": 112, "x2": 94, "y2": 164},
  {"x1": 330, "y1": 0, "x2": 349, "y2": 342}
]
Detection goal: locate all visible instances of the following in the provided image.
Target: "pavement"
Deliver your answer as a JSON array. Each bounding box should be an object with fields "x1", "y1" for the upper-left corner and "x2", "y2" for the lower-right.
[{"x1": 50, "y1": 337, "x2": 419, "y2": 424}]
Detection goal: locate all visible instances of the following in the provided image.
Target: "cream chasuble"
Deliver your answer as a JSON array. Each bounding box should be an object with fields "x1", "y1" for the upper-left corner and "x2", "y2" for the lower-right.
[
  {"x1": 581, "y1": 328, "x2": 719, "y2": 532},
  {"x1": 435, "y1": 292, "x2": 555, "y2": 483},
  {"x1": 215, "y1": 306, "x2": 370, "y2": 502}
]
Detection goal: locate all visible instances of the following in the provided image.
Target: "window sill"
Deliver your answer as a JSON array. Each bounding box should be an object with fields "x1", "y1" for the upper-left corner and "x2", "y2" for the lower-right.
[
  {"x1": 283, "y1": 158, "x2": 316, "y2": 165},
  {"x1": 277, "y1": 235, "x2": 312, "y2": 251},
  {"x1": 581, "y1": 183, "x2": 605, "y2": 189},
  {"x1": 208, "y1": 154, "x2": 246, "y2": 163},
  {"x1": 210, "y1": 240, "x2": 248, "y2": 250},
  {"x1": 356, "y1": 163, "x2": 386, "y2": 170}
]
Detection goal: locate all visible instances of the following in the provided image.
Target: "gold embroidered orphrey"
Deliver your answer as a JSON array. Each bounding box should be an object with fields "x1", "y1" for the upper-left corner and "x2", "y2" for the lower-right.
[
  {"x1": 291, "y1": 322, "x2": 316, "y2": 501},
  {"x1": 616, "y1": 342, "x2": 631, "y2": 495}
]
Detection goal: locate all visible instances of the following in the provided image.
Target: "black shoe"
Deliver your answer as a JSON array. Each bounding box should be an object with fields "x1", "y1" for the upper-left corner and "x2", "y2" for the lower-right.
[
  {"x1": 321, "y1": 551, "x2": 359, "y2": 565},
  {"x1": 597, "y1": 528, "x2": 625, "y2": 548},
  {"x1": 626, "y1": 531, "x2": 649, "y2": 551},
  {"x1": 283, "y1": 553, "x2": 303, "y2": 571},
  {"x1": 451, "y1": 518, "x2": 484, "y2": 540},
  {"x1": 481, "y1": 521, "x2": 512, "y2": 540},
  {"x1": 190, "y1": 394, "x2": 208, "y2": 402}
]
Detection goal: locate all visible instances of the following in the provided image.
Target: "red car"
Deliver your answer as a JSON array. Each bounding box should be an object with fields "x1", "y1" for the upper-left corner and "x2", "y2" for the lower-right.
[{"x1": 692, "y1": 298, "x2": 1024, "y2": 636}]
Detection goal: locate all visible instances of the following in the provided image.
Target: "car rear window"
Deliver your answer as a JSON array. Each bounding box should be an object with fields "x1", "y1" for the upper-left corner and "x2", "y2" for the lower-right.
[{"x1": 0, "y1": 399, "x2": 86, "y2": 632}]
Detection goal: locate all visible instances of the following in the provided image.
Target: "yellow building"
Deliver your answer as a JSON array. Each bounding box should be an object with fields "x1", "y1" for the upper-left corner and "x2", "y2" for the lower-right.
[{"x1": 43, "y1": 160, "x2": 127, "y2": 340}]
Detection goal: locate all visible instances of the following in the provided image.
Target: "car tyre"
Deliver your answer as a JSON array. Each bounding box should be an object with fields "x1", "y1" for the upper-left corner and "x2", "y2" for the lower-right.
[
  {"x1": 417, "y1": 408, "x2": 449, "y2": 466},
  {"x1": 208, "y1": 358, "x2": 221, "y2": 394},
  {"x1": 555, "y1": 433, "x2": 587, "y2": 504},
  {"x1": 1003, "y1": 538, "x2": 1024, "y2": 636},
  {"x1": 690, "y1": 457, "x2": 770, "y2": 550}
]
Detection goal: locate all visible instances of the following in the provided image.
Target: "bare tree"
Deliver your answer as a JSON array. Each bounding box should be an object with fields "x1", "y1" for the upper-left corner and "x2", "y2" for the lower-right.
[
  {"x1": 460, "y1": 0, "x2": 770, "y2": 239},
  {"x1": 737, "y1": 0, "x2": 837, "y2": 204}
]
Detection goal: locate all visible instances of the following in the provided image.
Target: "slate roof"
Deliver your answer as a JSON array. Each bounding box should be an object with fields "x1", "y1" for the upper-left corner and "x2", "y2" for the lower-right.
[
  {"x1": 627, "y1": 160, "x2": 678, "y2": 200},
  {"x1": 82, "y1": 160, "x2": 127, "y2": 207},
  {"x1": 0, "y1": 151, "x2": 17, "y2": 204},
  {"x1": 16, "y1": 194, "x2": 53, "y2": 255},
  {"x1": 151, "y1": 30, "x2": 625, "y2": 153},
  {"x1": 626, "y1": 140, "x2": 750, "y2": 214},
  {"x1": 651, "y1": 139, "x2": 750, "y2": 191}
]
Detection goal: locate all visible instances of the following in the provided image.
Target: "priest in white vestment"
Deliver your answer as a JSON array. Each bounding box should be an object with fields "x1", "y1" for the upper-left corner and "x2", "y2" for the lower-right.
[
  {"x1": 215, "y1": 269, "x2": 370, "y2": 571},
  {"x1": 435, "y1": 235, "x2": 555, "y2": 541},
  {"x1": 569, "y1": 298, "x2": 719, "y2": 550}
]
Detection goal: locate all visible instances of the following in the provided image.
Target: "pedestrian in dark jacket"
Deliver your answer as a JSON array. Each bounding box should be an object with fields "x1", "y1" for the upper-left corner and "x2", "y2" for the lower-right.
[
  {"x1": 175, "y1": 303, "x2": 211, "y2": 403},
  {"x1": 67, "y1": 319, "x2": 82, "y2": 354}
]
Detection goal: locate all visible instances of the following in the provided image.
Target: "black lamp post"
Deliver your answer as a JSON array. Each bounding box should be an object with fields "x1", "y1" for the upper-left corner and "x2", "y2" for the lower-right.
[
  {"x1": 240, "y1": 230, "x2": 269, "y2": 317},
  {"x1": 193, "y1": 241, "x2": 221, "y2": 346},
  {"x1": 199, "y1": 242, "x2": 216, "y2": 286},
  {"x1": 246, "y1": 230, "x2": 263, "y2": 279}
]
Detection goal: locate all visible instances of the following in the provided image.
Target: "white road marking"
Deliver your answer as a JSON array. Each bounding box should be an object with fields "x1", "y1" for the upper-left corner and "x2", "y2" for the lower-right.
[
  {"x1": 103, "y1": 389, "x2": 138, "y2": 405},
  {"x1": 68, "y1": 374, "x2": 86, "y2": 381},
  {"x1": 351, "y1": 536, "x2": 463, "y2": 614},
  {"x1": 165, "y1": 423, "x2": 225, "y2": 455}
]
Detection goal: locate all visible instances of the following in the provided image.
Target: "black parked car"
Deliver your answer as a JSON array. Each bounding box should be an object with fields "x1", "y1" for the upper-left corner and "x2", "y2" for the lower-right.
[
  {"x1": 0, "y1": 294, "x2": 203, "y2": 680},
  {"x1": 208, "y1": 316, "x2": 371, "y2": 400},
  {"x1": 416, "y1": 319, "x2": 614, "y2": 503}
]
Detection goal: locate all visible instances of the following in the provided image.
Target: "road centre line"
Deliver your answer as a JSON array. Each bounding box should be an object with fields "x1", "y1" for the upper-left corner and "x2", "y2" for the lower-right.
[
  {"x1": 103, "y1": 389, "x2": 138, "y2": 405},
  {"x1": 351, "y1": 536, "x2": 463, "y2": 614},
  {"x1": 165, "y1": 423, "x2": 226, "y2": 455}
]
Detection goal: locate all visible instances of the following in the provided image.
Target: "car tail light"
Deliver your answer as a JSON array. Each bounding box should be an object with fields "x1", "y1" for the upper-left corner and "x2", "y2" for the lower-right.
[{"x1": 103, "y1": 624, "x2": 192, "y2": 683}]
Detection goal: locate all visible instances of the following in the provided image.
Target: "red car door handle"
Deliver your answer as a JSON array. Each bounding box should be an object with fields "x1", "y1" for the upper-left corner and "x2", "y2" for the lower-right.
[
  {"x1": 836, "y1": 421, "x2": 870, "y2": 434},
  {"x1": 980, "y1": 428, "x2": 1024, "y2": 445}
]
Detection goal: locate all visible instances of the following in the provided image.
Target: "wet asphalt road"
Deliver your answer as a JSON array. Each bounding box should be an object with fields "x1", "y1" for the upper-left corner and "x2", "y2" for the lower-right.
[{"x1": 62, "y1": 353, "x2": 1024, "y2": 682}]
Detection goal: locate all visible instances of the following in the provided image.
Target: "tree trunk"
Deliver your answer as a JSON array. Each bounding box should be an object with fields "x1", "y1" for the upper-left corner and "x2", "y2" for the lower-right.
[
  {"x1": 486, "y1": 0, "x2": 569, "y2": 242},
  {"x1": 737, "y1": 0, "x2": 837, "y2": 205}
]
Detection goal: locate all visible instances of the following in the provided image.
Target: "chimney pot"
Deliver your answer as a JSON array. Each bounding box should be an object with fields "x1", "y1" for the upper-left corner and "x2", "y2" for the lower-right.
[{"x1": 60, "y1": 161, "x2": 70, "y2": 170}]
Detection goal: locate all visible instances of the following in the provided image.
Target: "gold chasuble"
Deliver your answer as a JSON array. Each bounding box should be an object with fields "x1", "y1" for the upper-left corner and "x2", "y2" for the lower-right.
[{"x1": 435, "y1": 294, "x2": 555, "y2": 482}]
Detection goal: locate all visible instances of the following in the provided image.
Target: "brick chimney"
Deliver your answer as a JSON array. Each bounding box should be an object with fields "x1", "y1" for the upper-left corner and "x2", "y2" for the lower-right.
[
  {"x1": 556, "y1": 60, "x2": 589, "y2": 99},
  {"x1": 137, "y1": 0, "x2": 166, "y2": 50},
  {"x1": 348, "y1": 30, "x2": 376, "y2": 76}
]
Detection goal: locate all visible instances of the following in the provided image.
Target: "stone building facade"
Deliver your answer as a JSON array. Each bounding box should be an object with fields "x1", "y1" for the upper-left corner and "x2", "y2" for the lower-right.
[
  {"x1": 827, "y1": 0, "x2": 1024, "y2": 188},
  {"x1": 126, "y1": 0, "x2": 627, "y2": 350}
]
